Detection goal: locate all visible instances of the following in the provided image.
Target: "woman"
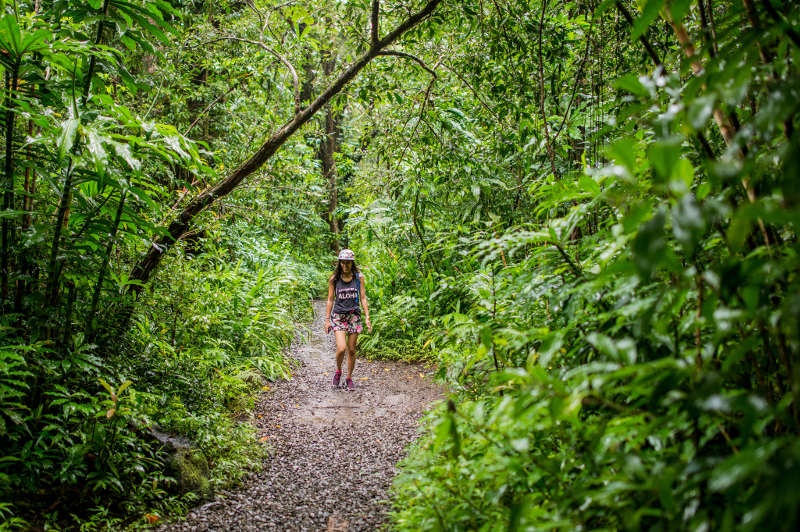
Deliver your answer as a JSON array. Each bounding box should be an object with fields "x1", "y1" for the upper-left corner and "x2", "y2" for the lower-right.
[{"x1": 325, "y1": 248, "x2": 372, "y2": 390}]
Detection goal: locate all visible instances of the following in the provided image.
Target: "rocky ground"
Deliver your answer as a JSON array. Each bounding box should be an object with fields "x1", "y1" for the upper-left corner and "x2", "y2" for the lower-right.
[{"x1": 159, "y1": 301, "x2": 443, "y2": 531}]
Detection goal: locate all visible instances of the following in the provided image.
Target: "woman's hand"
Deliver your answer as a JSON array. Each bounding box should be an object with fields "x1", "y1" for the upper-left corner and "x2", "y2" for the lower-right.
[
  {"x1": 365, "y1": 317, "x2": 372, "y2": 333},
  {"x1": 325, "y1": 319, "x2": 332, "y2": 334}
]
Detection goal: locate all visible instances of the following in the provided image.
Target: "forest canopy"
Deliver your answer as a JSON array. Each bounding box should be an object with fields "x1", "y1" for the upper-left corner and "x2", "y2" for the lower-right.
[{"x1": 1, "y1": 0, "x2": 799, "y2": 530}]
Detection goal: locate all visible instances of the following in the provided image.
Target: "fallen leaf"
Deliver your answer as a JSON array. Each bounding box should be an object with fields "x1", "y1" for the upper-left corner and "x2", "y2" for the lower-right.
[
  {"x1": 144, "y1": 514, "x2": 160, "y2": 524},
  {"x1": 259, "y1": 436, "x2": 269, "y2": 443}
]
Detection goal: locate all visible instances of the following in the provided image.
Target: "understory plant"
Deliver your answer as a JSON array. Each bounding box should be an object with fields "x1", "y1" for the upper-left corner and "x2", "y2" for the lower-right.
[
  {"x1": 386, "y1": 1, "x2": 800, "y2": 530},
  {"x1": 1, "y1": 221, "x2": 322, "y2": 529}
]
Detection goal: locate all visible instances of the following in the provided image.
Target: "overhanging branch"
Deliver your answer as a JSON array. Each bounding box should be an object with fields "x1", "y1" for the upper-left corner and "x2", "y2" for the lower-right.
[
  {"x1": 377, "y1": 50, "x2": 437, "y2": 78},
  {"x1": 222, "y1": 36, "x2": 302, "y2": 113},
  {"x1": 129, "y1": 0, "x2": 444, "y2": 288}
]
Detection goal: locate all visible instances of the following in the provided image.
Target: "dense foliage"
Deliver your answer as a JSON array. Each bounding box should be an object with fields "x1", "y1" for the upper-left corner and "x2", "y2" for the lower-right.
[
  {"x1": 363, "y1": 1, "x2": 800, "y2": 530},
  {"x1": 0, "y1": 0, "x2": 329, "y2": 528},
  {"x1": 1, "y1": 0, "x2": 798, "y2": 530}
]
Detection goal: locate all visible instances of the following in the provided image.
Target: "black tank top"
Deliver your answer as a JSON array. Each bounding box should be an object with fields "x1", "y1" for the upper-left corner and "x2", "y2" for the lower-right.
[{"x1": 332, "y1": 275, "x2": 360, "y2": 314}]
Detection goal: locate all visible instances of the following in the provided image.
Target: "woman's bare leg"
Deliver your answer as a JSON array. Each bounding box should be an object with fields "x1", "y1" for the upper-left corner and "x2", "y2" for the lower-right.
[
  {"x1": 334, "y1": 330, "x2": 348, "y2": 372},
  {"x1": 346, "y1": 332, "x2": 359, "y2": 379}
]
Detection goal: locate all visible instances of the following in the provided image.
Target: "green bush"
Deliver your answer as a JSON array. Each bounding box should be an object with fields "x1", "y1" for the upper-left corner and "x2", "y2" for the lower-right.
[{"x1": 386, "y1": 2, "x2": 800, "y2": 530}]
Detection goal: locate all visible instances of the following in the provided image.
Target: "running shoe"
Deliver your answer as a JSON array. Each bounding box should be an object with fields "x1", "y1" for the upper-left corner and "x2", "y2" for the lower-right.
[
  {"x1": 333, "y1": 370, "x2": 342, "y2": 387},
  {"x1": 346, "y1": 378, "x2": 355, "y2": 391}
]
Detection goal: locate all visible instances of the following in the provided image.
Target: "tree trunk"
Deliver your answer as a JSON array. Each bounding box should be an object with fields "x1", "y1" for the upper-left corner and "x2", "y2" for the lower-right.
[
  {"x1": 2, "y1": 63, "x2": 19, "y2": 308},
  {"x1": 323, "y1": 104, "x2": 341, "y2": 239},
  {"x1": 318, "y1": 51, "x2": 344, "y2": 248}
]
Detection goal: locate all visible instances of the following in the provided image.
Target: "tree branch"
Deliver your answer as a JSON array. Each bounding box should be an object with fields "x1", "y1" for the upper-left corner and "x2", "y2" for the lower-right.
[
  {"x1": 129, "y1": 0, "x2": 444, "y2": 287},
  {"x1": 371, "y1": 0, "x2": 380, "y2": 45},
  {"x1": 377, "y1": 50, "x2": 437, "y2": 78},
  {"x1": 383, "y1": 54, "x2": 441, "y2": 174},
  {"x1": 553, "y1": 242, "x2": 582, "y2": 277},
  {"x1": 223, "y1": 36, "x2": 302, "y2": 113}
]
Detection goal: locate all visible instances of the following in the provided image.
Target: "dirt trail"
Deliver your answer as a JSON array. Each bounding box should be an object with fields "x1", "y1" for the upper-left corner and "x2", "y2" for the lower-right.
[{"x1": 161, "y1": 300, "x2": 443, "y2": 531}]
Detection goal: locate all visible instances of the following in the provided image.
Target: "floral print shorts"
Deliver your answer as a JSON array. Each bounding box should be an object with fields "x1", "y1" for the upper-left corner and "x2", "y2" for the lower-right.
[{"x1": 330, "y1": 312, "x2": 363, "y2": 334}]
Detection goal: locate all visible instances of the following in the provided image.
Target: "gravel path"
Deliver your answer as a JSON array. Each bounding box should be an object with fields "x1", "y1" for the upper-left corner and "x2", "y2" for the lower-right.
[{"x1": 160, "y1": 300, "x2": 443, "y2": 531}]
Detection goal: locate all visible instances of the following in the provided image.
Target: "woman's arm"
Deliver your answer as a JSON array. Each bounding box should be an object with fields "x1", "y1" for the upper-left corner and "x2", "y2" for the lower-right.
[
  {"x1": 325, "y1": 277, "x2": 335, "y2": 332},
  {"x1": 359, "y1": 273, "x2": 372, "y2": 332}
]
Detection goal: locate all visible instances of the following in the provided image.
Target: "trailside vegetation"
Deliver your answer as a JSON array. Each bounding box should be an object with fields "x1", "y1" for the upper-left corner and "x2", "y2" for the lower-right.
[
  {"x1": 0, "y1": 0, "x2": 442, "y2": 528},
  {"x1": 359, "y1": 1, "x2": 799, "y2": 530},
  {"x1": 1, "y1": 0, "x2": 798, "y2": 529}
]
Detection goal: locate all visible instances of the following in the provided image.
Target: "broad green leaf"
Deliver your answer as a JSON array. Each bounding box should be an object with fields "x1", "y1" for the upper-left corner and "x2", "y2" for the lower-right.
[
  {"x1": 85, "y1": 129, "x2": 109, "y2": 172},
  {"x1": 613, "y1": 73, "x2": 650, "y2": 98},
  {"x1": 727, "y1": 207, "x2": 753, "y2": 252},
  {"x1": 622, "y1": 201, "x2": 653, "y2": 234},
  {"x1": 534, "y1": 330, "x2": 563, "y2": 369},
  {"x1": 0, "y1": 14, "x2": 21, "y2": 58},
  {"x1": 709, "y1": 441, "x2": 780, "y2": 492},
  {"x1": 117, "y1": 380, "x2": 133, "y2": 396},
  {"x1": 688, "y1": 94, "x2": 716, "y2": 129},
  {"x1": 606, "y1": 137, "x2": 639, "y2": 178},
  {"x1": 19, "y1": 28, "x2": 51, "y2": 55},
  {"x1": 648, "y1": 137, "x2": 683, "y2": 183},
  {"x1": 696, "y1": 180, "x2": 712, "y2": 200},
  {"x1": 672, "y1": 193, "x2": 705, "y2": 255},
  {"x1": 632, "y1": 207, "x2": 666, "y2": 280},
  {"x1": 587, "y1": 333, "x2": 637, "y2": 364},
  {"x1": 113, "y1": 141, "x2": 140, "y2": 171},
  {"x1": 579, "y1": 175, "x2": 601, "y2": 196},
  {"x1": 57, "y1": 117, "x2": 80, "y2": 159}
]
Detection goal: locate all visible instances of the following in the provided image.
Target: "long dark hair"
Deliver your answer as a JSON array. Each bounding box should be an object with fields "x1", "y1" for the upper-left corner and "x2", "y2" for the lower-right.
[{"x1": 331, "y1": 259, "x2": 360, "y2": 284}]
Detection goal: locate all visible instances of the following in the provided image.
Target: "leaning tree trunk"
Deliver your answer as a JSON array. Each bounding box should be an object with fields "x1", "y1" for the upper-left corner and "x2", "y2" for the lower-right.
[{"x1": 129, "y1": 0, "x2": 443, "y2": 287}]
